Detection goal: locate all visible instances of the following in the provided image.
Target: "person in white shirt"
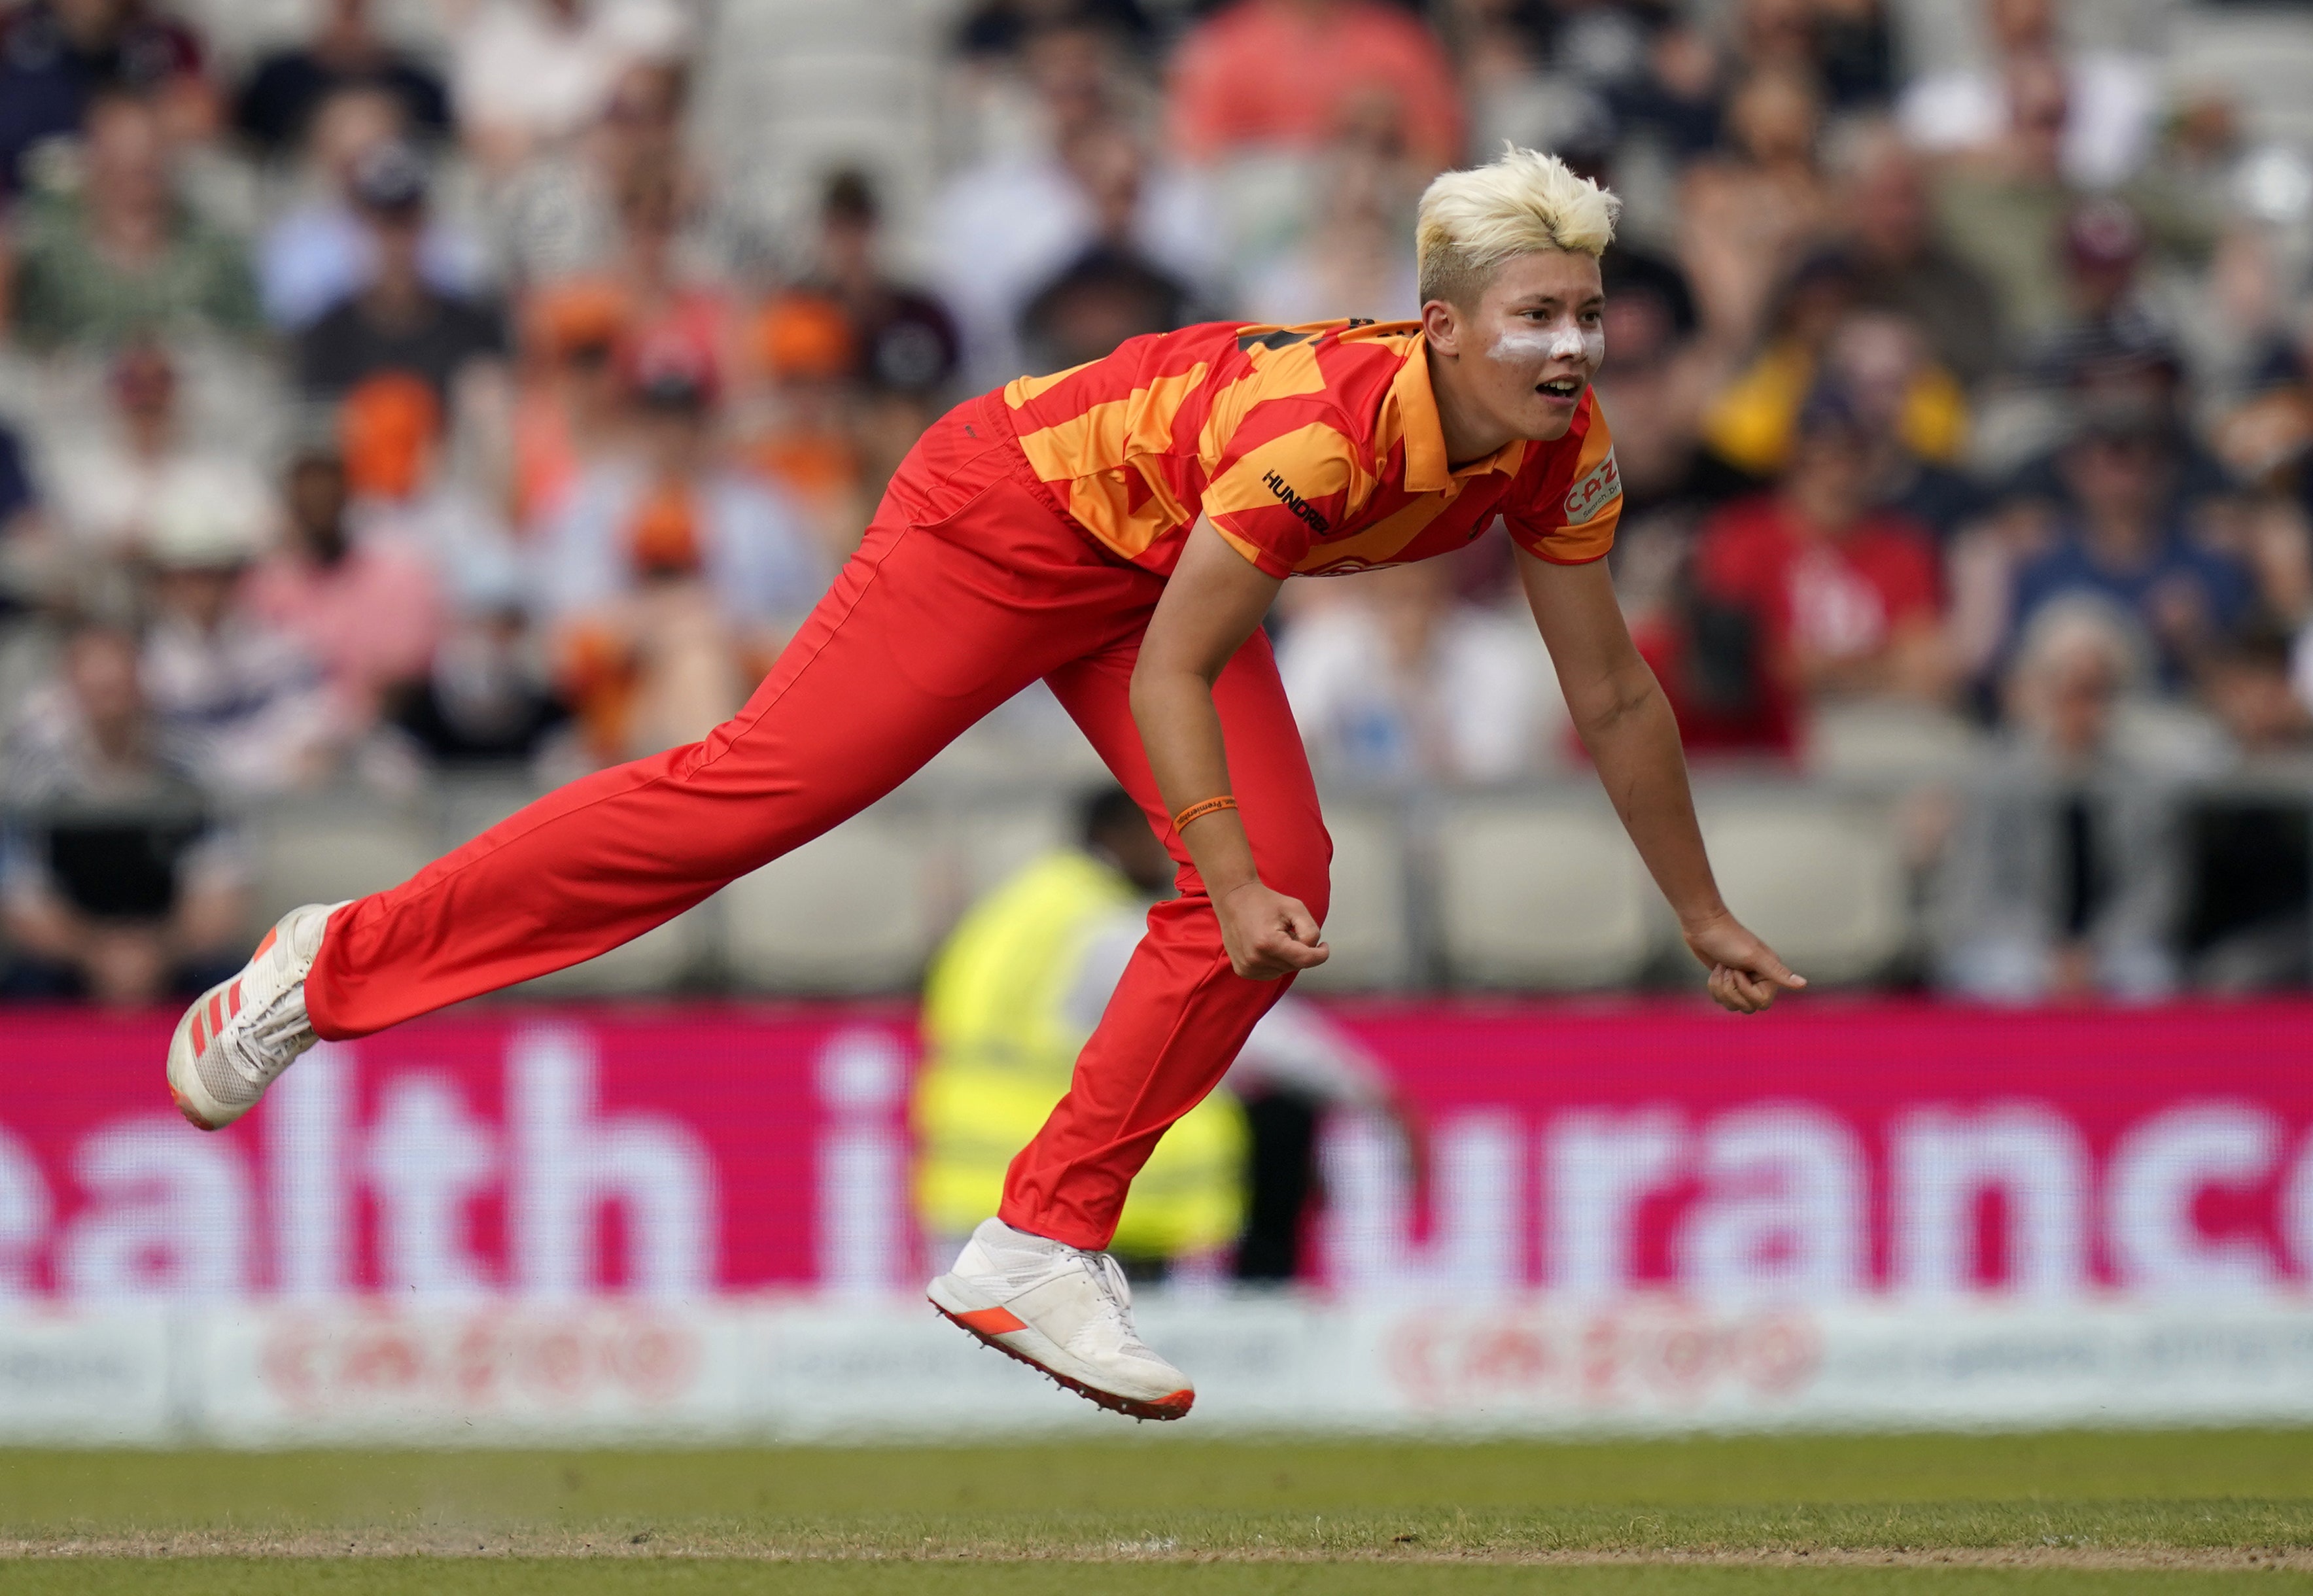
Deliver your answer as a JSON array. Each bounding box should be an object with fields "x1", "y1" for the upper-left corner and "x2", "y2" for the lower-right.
[
  {"x1": 451, "y1": 0, "x2": 691, "y2": 173},
  {"x1": 927, "y1": 20, "x2": 1220, "y2": 389},
  {"x1": 1279, "y1": 558, "x2": 1573, "y2": 785},
  {"x1": 39, "y1": 343, "x2": 274, "y2": 566},
  {"x1": 138, "y1": 476, "x2": 340, "y2": 797},
  {"x1": 1897, "y1": 0, "x2": 2156, "y2": 191}
]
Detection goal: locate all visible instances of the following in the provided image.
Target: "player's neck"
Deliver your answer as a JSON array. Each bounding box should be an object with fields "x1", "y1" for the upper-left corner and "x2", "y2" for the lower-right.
[{"x1": 1425, "y1": 343, "x2": 1514, "y2": 469}]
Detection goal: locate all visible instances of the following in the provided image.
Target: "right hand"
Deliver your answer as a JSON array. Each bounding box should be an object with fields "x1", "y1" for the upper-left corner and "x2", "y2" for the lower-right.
[
  {"x1": 1682, "y1": 907, "x2": 1805, "y2": 1015},
  {"x1": 1216, "y1": 881, "x2": 1329, "y2": 980}
]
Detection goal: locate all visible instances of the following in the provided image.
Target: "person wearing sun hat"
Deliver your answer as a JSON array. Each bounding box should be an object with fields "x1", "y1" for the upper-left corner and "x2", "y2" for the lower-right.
[{"x1": 139, "y1": 468, "x2": 338, "y2": 797}]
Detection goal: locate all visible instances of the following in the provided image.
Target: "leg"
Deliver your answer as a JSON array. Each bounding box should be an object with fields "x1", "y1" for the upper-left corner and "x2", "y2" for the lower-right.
[
  {"x1": 308, "y1": 415, "x2": 1126, "y2": 1037},
  {"x1": 1001, "y1": 629, "x2": 1330, "y2": 1249}
]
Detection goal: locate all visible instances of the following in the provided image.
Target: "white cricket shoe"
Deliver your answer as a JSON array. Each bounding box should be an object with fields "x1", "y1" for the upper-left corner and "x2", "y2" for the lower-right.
[
  {"x1": 165, "y1": 901, "x2": 345, "y2": 1131},
  {"x1": 928, "y1": 1218, "x2": 1194, "y2": 1421}
]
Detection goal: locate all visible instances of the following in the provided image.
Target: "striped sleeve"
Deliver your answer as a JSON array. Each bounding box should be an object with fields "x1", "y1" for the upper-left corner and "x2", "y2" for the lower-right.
[
  {"x1": 1503, "y1": 393, "x2": 1621, "y2": 566},
  {"x1": 1200, "y1": 406, "x2": 1361, "y2": 578}
]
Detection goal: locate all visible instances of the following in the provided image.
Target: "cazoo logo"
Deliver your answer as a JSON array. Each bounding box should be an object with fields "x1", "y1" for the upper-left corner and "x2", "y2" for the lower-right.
[{"x1": 1563, "y1": 450, "x2": 1622, "y2": 525}]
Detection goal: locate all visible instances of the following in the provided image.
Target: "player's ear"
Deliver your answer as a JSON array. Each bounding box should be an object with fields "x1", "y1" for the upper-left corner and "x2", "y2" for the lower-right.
[{"x1": 1420, "y1": 298, "x2": 1463, "y2": 357}]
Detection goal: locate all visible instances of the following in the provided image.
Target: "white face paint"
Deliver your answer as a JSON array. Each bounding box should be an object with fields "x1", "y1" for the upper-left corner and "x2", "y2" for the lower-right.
[
  {"x1": 1488, "y1": 328, "x2": 1557, "y2": 364},
  {"x1": 1487, "y1": 319, "x2": 1605, "y2": 373}
]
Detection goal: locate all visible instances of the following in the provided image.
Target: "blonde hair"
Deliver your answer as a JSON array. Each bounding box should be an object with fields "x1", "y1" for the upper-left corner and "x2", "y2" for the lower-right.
[{"x1": 1416, "y1": 145, "x2": 1620, "y2": 309}]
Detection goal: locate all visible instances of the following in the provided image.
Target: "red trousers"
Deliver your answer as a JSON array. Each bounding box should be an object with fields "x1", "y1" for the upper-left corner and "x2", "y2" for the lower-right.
[{"x1": 305, "y1": 394, "x2": 1330, "y2": 1250}]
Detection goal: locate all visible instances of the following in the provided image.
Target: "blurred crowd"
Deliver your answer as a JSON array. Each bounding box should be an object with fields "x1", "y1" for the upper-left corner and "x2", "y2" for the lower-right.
[{"x1": 1, "y1": 0, "x2": 2311, "y2": 1006}]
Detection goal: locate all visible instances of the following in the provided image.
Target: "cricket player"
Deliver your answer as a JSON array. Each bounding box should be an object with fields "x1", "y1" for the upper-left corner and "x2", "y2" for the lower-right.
[{"x1": 167, "y1": 148, "x2": 1803, "y2": 1421}]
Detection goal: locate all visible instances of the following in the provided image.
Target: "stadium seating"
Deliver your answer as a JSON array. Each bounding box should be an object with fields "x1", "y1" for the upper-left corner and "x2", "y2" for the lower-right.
[
  {"x1": 1295, "y1": 801, "x2": 1412, "y2": 992},
  {"x1": 721, "y1": 806, "x2": 941, "y2": 992},
  {"x1": 2167, "y1": 7, "x2": 2313, "y2": 143},
  {"x1": 246, "y1": 804, "x2": 436, "y2": 935},
  {"x1": 696, "y1": 0, "x2": 947, "y2": 271},
  {"x1": 1433, "y1": 799, "x2": 1654, "y2": 989},
  {"x1": 1807, "y1": 703, "x2": 1984, "y2": 782},
  {"x1": 950, "y1": 801, "x2": 1072, "y2": 905},
  {"x1": 1697, "y1": 797, "x2": 1912, "y2": 985}
]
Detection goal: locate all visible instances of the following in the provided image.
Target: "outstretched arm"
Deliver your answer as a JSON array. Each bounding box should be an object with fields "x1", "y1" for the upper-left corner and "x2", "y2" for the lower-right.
[
  {"x1": 1130, "y1": 519, "x2": 1329, "y2": 980},
  {"x1": 1518, "y1": 548, "x2": 1805, "y2": 1013}
]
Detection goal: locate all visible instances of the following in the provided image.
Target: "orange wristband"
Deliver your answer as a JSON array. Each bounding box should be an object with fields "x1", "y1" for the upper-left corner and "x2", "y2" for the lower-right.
[{"x1": 1171, "y1": 795, "x2": 1238, "y2": 832}]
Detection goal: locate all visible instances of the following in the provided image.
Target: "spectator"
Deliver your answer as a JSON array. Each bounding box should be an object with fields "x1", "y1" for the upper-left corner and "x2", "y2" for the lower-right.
[
  {"x1": 1998, "y1": 317, "x2": 2231, "y2": 531},
  {"x1": 2023, "y1": 199, "x2": 2174, "y2": 389},
  {"x1": 244, "y1": 449, "x2": 445, "y2": 728},
  {"x1": 3, "y1": 88, "x2": 261, "y2": 352},
  {"x1": 1777, "y1": 0, "x2": 1892, "y2": 112},
  {"x1": 801, "y1": 169, "x2": 960, "y2": 402},
  {"x1": 1018, "y1": 241, "x2": 1196, "y2": 375},
  {"x1": 389, "y1": 542, "x2": 571, "y2": 771},
  {"x1": 39, "y1": 341, "x2": 272, "y2": 564},
  {"x1": 1667, "y1": 388, "x2": 1950, "y2": 758},
  {"x1": 534, "y1": 334, "x2": 827, "y2": 760},
  {"x1": 296, "y1": 141, "x2": 508, "y2": 407},
  {"x1": 509, "y1": 281, "x2": 634, "y2": 534},
  {"x1": 139, "y1": 476, "x2": 338, "y2": 797},
  {"x1": 1700, "y1": 254, "x2": 1968, "y2": 485},
  {"x1": 257, "y1": 85, "x2": 487, "y2": 331},
  {"x1": 0, "y1": 0, "x2": 207, "y2": 200},
  {"x1": 1677, "y1": 63, "x2": 1835, "y2": 350},
  {"x1": 930, "y1": 21, "x2": 1218, "y2": 388},
  {"x1": 1014, "y1": 126, "x2": 1203, "y2": 373},
  {"x1": 954, "y1": 0, "x2": 1156, "y2": 65},
  {"x1": 1832, "y1": 119, "x2": 2005, "y2": 387},
  {"x1": 1591, "y1": 243, "x2": 1731, "y2": 518},
  {"x1": 2214, "y1": 315, "x2": 2313, "y2": 629},
  {"x1": 1823, "y1": 311, "x2": 1991, "y2": 542},
  {"x1": 1932, "y1": 51, "x2": 2081, "y2": 341},
  {"x1": 565, "y1": 147, "x2": 733, "y2": 367},
  {"x1": 2121, "y1": 86, "x2": 2247, "y2": 270},
  {"x1": 0, "y1": 413, "x2": 35, "y2": 546},
  {"x1": 1898, "y1": 0, "x2": 2155, "y2": 192},
  {"x1": 1, "y1": 621, "x2": 249, "y2": 1006},
  {"x1": 337, "y1": 370, "x2": 521, "y2": 624},
  {"x1": 746, "y1": 293, "x2": 869, "y2": 563},
  {"x1": 1242, "y1": 129, "x2": 1421, "y2": 326},
  {"x1": 2005, "y1": 407, "x2": 2255, "y2": 688},
  {"x1": 451, "y1": 0, "x2": 691, "y2": 175},
  {"x1": 1278, "y1": 559, "x2": 1568, "y2": 784},
  {"x1": 494, "y1": 56, "x2": 695, "y2": 286},
  {"x1": 234, "y1": 0, "x2": 451, "y2": 158},
  {"x1": 1165, "y1": 0, "x2": 1463, "y2": 173},
  {"x1": 1935, "y1": 597, "x2": 2178, "y2": 1002},
  {"x1": 2182, "y1": 625, "x2": 2313, "y2": 992},
  {"x1": 1603, "y1": 13, "x2": 1724, "y2": 165}
]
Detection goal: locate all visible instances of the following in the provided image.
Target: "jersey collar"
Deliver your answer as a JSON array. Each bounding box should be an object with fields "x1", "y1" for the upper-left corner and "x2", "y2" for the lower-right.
[
  {"x1": 1389, "y1": 338, "x2": 1529, "y2": 493},
  {"x1": 1387, "y1": 344, "x2": 1535, "y2": 494}
]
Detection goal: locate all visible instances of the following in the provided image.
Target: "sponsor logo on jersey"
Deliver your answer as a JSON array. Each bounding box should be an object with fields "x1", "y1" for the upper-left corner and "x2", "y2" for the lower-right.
[
  {"x1": 1261, "y1": 470, "x2": 1330, "y2": 532},
  {"x1": 1563, "y1": 449, "x2": 1622, "y2": 526}
]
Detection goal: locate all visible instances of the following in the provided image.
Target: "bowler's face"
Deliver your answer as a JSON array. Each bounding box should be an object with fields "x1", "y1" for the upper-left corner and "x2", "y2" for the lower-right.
[{"x1": 1459, "y1": 250, "x2": 1607, "y2": 442}]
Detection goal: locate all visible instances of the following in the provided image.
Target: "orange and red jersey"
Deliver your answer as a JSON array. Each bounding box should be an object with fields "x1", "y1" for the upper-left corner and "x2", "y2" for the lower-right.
[{"x1": 1001, "y1": 319, "x2": 1620, "y2": 580}]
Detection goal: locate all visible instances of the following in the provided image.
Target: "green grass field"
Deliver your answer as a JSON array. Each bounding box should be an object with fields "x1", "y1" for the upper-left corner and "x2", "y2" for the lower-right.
[{"x1": 2, "y1": 1429, "x2": 2308, "y2": 1592}]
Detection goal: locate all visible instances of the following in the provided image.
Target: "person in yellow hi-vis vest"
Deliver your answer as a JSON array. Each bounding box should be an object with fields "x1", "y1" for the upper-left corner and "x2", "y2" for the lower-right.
[{"x1": 918, "y1": 786, "x2": 1400, "y2": 1279}]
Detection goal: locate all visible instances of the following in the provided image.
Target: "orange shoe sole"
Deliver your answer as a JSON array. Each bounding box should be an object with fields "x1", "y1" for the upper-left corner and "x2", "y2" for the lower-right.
[{"x1": 930, "y1": 1297, "x2": 1194, "y2": 1422}]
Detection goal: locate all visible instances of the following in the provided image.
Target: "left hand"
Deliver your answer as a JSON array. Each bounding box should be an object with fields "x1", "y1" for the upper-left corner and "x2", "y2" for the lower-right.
[{"x1": 1682, "y1": 908, "x2": 1806, "y2": 1015}]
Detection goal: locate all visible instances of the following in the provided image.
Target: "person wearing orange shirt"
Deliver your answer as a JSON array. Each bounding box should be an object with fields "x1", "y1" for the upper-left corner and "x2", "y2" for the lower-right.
[
  {"x1": 166, "y1": 148, "x2": 1801, "y2": 1421},
  {"x1": 1165, "y1": 0, "x2": 1463, "y2": 173}
]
